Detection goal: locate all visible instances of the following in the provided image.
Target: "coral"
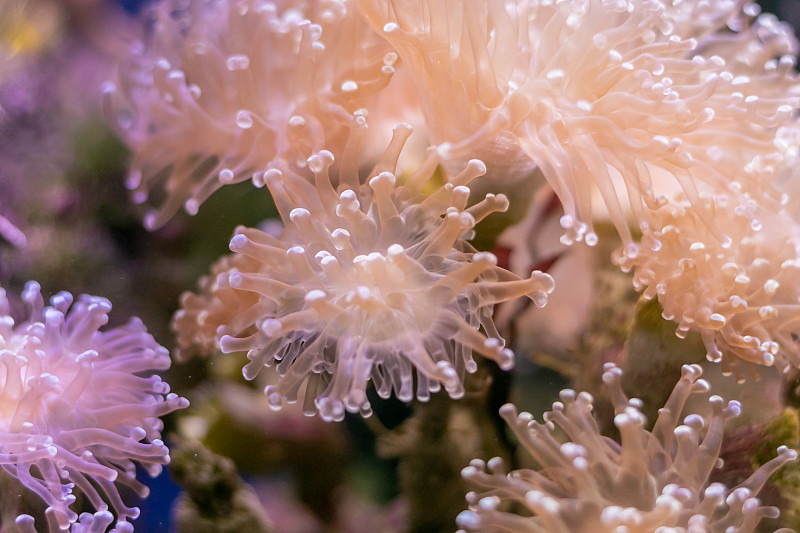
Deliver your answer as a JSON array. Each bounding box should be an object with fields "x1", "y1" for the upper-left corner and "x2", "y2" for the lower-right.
[
  {"x1": 172, "y1": 252, "x2": 262, "y2": 360},
  {"x1": 170, "y1": 439, "x2": 274, "y2": 533},
  {"x1": 616, "y1": 194, "x2": 800, "y2": 376},
  {"x1": 457, "y1": 363, "x2": 797, "y2": 533},
  {"x1": 176, "y1": 123, "x2": 554, "y2": 421},
  {"x1": 16, "y1": 510, "x2": 129, "y2": 533},
  {"x1": 664, "y1": 1, "x2": 798, "y2": 75},
  {"x1": 106, "y1": 0, "x2": 397, "y2": 229},
  {"x1": 359, "y1": 0, "x2": 800, "y2": 374},
  {"x1": 360, "y1": 0, "x2": 800, "y2": 249},
  {"x1": 0, "y1": 282, "x2": 188, "y2": 532}
]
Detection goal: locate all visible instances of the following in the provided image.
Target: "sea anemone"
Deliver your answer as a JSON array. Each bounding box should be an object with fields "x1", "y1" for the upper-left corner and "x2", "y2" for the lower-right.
[
  {"x1": 106, "y1": 0, "x2": 396, "y2": 229},
  {"x1": 16, "y1": 510, "x2": 127, "y2": 533},
  {"x1": 359, "y1": 0, "x2": 800, "y2": 251},
  {"x1": 172, "y1": 252, "x2": 262, "y2": 361},
  {"x1": 359, "y1": 0, "x2": 800, "y2": 374},
  {"x1": 0, "y1": 282, "x2": 188, "y2": 532},
  {"x1": 616, "y1": 193, "x2": 800, "y2": 377},
  {"x1": 457, "y1": 363, "x2": 798, "y2": 533},
  {"x1": 176, "y1": 123, "x2": 555, "y2": 421}
]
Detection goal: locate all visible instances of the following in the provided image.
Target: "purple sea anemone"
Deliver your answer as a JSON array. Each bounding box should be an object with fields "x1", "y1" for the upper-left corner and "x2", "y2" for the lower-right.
[{"x1": 0, "y1": 282, "x2": 188, "y2": 532}]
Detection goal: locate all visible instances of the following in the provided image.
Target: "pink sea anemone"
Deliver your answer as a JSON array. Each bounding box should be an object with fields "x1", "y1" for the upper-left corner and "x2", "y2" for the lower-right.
[
  {"x1": 176, "y1": 123, "x2": 555, "y2": 421},
  {"x1": 0, "y1": 282, "x2": 188, "y2": 532},
  {"x1": 106, "y1": 0, "x2": 397, "y2": 229},
  {"x1": 457, "y1": 363, "x2": 798, "y2": 532}
]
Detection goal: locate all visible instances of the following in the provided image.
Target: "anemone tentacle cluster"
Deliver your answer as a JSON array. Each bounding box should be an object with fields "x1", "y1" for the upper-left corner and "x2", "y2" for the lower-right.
[
  {"x1": 117, "y1": 0, "x2": 800, "y2": 405},
  {"x1": 175, "y1": 124, "x2": 555, "y2": 421},
  {"x1": 0, "y1": 282, "x2": 188, "y2": 532},
  {"x1": 359, "y1": 0, "x2": 800, "y2": 249},
  {"x1": 107, "y1": 0, "x2": 398, "y2": 229},
  {"x1": 457, "y1": 363, "x2": 798, "y2": 533},
  {"x1": 617, "y1": 194, "x2": 800, "y2": 376},
  {"x1": 358, "y1": 0, "x2": 800, "y2": 373},
  {"x1": 172, "y1": 252, "x2": 262, "y2": 361},
  {"x1": 16, "y1": 510, "x2": 129, "y2": 533},
  {"x1": 114, "y1": 0, "x2": 800, "y2": 376}
]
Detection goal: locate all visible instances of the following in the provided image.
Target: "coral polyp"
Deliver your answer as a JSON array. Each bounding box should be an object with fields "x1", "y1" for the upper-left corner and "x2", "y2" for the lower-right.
[
  {"x1": 617, "y1": 194, "x2": 800, "y2": 376},
  {"x1": 457, "y1": 364, "x2": 798, "y2": 533},
  {"x1": 360, "y1": 0, "x2": 800, "y2": 251},
  {"x1": 176, "y1": 124, "x2": 555, "y2": 421},
  {"x1": 0, "y1": 282, "x2": 188, "y2": 532},
  {"x1": 107, "y1": 0, "x2": 397, "y2": 229}
]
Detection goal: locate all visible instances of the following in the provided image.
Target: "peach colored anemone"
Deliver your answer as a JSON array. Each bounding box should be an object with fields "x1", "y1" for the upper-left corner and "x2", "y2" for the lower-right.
[
  {"x1": 457, "y1": 363, "x2": 797, "y2": 533},
  {"x1": 358, "y1": 0, "x2": 800, "y2": 372},
  {"x1": 0, "y1": 282, "x2": 188, "y2": 532},
  {"x1": 359, "y1": 0, "x2": 800, "y2": 250},
  {"x1": 175, "y1": 124, "x2": 555, "y2": 421},
  {"x1": 106, "y1": 0, "x2": 397, "y2": 229},
  {"x1": 617, "y1": 193, "x2": 800, "y2": 378},
  {"x1": 172, "y1": 252, "x2": 262, "y2": 361}
]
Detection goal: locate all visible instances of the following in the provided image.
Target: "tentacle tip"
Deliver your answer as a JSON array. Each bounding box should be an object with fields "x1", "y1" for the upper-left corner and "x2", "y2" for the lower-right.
[
  {"x1": 456, "y1": 511, "x2": 480, "y2": 529},
  {"x1": 229, "y1": 233, "x2": 248, "y2": 252},
  {"x1": 498, "y1": 403, "x2": 517, "y2": 418},
  {"x1": 467, "y1": 159, "x2": 487, "y2": 175},
  {"x1": 778, "y1": 446, "x2": 798, "y2": 461}
]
